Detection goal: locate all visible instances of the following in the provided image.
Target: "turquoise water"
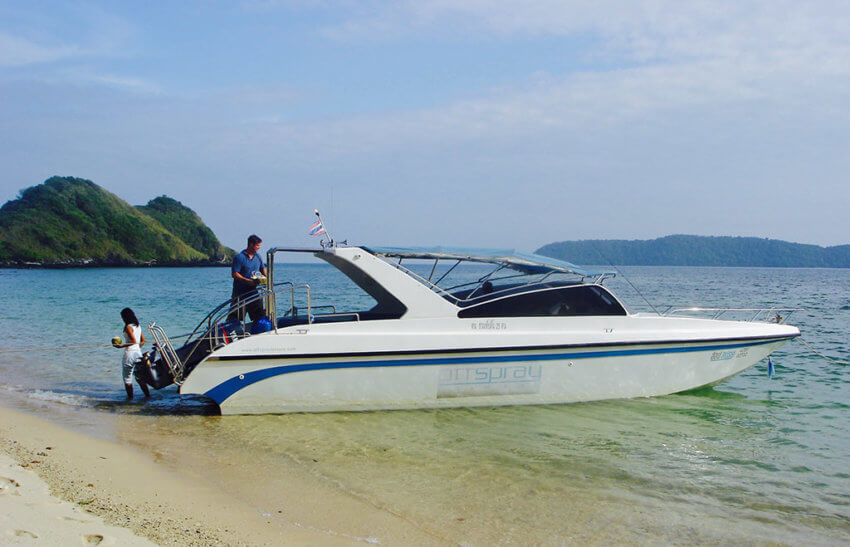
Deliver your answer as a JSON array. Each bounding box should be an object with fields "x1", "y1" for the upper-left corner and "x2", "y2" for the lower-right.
[{"x1": 0, "y1": 265, "x2": 848, "y2": 542}]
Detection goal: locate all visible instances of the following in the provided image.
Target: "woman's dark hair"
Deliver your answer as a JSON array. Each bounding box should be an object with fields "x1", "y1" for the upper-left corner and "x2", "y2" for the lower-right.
[{"x1": 120, "y1": 307, "x2": 139, "y2": 326}]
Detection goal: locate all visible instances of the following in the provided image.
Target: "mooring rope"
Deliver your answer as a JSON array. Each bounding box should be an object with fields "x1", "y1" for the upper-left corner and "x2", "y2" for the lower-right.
[
  {"x1": 0, "y1": 343, "x2": 115, "y2": 354},
  {"x1": 0, "y1": 331, "x2": 194, "y2": 355},
  {"x1": 796, "y1": 337, "x2": 850, "y2": 365}
]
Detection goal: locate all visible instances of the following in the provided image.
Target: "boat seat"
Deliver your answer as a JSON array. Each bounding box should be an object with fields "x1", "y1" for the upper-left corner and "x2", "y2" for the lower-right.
[
  {"x1": 275, "y1": 314, "x2": 355, "y2": 328},
  {"x1": 276, "y1": 311, "x2": 402, "y2": 329},
  {"x1": 277, "y1": 315, "x2": 310, "y2": 328}
]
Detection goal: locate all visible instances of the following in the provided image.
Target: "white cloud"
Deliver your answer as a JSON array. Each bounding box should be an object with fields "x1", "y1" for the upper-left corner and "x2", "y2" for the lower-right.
[
  {"x1": 316, "y1": 0, "x2": 850, "y2": 67},
  {"x1": 79, "y1": 72, "x2": 162, "y2": 94},
  {"x1": 0, "y1": 31, "x2": 79, "y2": 67},
  {"x1": 0, "y1": 4, "x2": 137, "y2": 68},
  {"x1": 274, "y1": 0, "x2": 850, "y2": 155},
  {"x1": 250, "y1": 53, "x2": 845, "y2": 162}
]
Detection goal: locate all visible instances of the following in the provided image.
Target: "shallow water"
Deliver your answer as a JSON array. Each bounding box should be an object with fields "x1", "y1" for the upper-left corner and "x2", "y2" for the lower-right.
[{"x1": 0, "y1": 265, "x2": 848, "y2": 542}]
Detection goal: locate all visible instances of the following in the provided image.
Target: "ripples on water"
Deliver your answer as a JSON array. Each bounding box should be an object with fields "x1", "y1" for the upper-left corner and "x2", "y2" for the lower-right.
[{"x1": 0, "y1": 265, "x2": 848, "y2": 542}]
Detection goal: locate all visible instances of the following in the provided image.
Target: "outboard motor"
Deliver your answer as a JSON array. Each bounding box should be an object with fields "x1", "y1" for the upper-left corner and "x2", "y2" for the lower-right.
[{"x1": 136, "y1": 349, "x2": 176, "y2": 390}]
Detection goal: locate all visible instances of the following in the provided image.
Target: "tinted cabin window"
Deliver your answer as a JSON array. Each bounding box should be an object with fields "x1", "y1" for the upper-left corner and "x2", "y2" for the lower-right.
[{"x1": 458, "y1": 285, "x2": 626, "y2": 318}]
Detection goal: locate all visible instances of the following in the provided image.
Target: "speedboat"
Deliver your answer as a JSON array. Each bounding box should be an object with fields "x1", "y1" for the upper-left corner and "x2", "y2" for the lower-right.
[{"x1": 145, "y1": 244, "x2": 800, "y2": 414}]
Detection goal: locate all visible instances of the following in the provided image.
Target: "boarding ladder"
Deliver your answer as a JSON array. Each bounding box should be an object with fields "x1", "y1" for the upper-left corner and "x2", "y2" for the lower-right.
[{"x1": 148, "y1": 321, "x2": 186, "y2": 384}]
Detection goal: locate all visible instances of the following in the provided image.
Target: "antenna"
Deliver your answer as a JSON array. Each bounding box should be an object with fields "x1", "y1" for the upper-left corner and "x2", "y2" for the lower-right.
[
  {"x1": 314, "y1": 209, "x2": 334, "y2": 247},
  {"x1": 589, "y1": 242, "x2": 660, "y2": 315}
]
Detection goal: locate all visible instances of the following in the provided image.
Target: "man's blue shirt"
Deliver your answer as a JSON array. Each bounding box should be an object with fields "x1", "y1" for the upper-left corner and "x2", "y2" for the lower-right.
[{"x1": 231, "y1": 250, "x2": 265, "y2": 295}]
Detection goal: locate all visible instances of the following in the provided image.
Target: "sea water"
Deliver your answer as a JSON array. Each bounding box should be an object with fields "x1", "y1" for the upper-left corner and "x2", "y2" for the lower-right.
[{"x1": 0, "y1": 265, "x2": 848, "y2": 542}]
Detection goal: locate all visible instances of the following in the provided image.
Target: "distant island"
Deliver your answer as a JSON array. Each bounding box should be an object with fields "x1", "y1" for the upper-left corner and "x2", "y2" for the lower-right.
[
  {"x1": 0, "y1": 176, "x2": 234, "y2": 267},
  {"x1": 537, "y1": 235, "x2": 850, "y2": 268}
]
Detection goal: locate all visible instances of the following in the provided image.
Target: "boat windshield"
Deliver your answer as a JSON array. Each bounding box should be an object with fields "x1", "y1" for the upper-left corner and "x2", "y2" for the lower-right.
[{"x1": 364, "y1": 246, "x2": 615, "y2": 307}]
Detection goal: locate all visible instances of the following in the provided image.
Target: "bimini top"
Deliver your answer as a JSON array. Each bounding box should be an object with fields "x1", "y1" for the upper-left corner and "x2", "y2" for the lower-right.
[{"x1": 363, "y1": 246, "x2": 615, "y2": 278}]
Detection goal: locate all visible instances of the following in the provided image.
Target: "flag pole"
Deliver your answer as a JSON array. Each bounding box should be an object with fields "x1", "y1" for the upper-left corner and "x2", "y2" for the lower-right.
[{"x1": 314, "y1": 209, "x2": 333, "y2": 247}]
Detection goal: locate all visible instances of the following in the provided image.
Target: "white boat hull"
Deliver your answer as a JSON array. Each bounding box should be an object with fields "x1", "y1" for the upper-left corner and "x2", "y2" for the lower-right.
[{"x1": 179, "y1": 317, "x2": 798, "y2": 414}]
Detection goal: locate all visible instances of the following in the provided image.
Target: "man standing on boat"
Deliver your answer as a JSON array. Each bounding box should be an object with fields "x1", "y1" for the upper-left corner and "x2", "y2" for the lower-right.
[{"x1": 228, "y1": 234, "x2": 268, "y2": 322}]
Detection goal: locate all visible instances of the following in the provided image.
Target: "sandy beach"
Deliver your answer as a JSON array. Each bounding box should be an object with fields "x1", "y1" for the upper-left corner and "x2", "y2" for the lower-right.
[
  {"x1": 0, "y1": 404, "x2": 394, "y2": 546},
  {"x1": 0, "y1": 450, "x2": 155, "y2": 546}
]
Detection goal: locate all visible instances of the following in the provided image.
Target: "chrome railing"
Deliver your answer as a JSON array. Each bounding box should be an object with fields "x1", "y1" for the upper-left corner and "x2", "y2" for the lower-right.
[
  {"x1": 662, "y1": 307, "x2": 804, "y2": 323},
  {"x1": 149, "y1": 283, "x2": 317, "y2": 378}
]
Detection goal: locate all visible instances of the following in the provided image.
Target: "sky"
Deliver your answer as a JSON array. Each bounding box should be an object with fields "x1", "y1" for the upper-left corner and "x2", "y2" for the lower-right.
[{"x1": 1, "y1": 1, "x2": 849, "y2": 252}]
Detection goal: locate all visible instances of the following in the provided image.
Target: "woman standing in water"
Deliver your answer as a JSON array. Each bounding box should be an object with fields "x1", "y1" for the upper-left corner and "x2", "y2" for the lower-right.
[{"x1": 112, "y1": 307, "x2": 150, "y2": 399}]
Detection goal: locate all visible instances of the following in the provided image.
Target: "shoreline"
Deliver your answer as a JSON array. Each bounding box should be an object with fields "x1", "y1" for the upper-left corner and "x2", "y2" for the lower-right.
[
  {"x1": 0, "y1": 262, "x2": 231, "y2": 269},
  {"x1": 0, "y1": 404, "x2": 369, "y2": 546}
]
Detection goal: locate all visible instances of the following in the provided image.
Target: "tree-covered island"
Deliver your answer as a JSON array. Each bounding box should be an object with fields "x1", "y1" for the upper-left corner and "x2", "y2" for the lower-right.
[
  {"x1": 537, "y1": 235, "x2": 850, "y2": 268},
  {"x1": 0, "y1": 176, "x2": 234, "y2": 267}
]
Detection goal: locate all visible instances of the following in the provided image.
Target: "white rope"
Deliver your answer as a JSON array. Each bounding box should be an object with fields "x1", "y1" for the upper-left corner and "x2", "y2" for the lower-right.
[
  {"x1": 0, "y1": 344, "x2": 114, "y2": 354},
  {"x1": 796, "y1": 337, "x2": 850, "y2": 365},
  {"x1": 0, "y1": 331, "x2": 192, "y2": 355}
]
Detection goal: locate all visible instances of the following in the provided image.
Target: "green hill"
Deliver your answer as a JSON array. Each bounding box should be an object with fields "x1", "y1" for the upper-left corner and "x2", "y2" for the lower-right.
[
  {"x1": 537, "y1": 235, "x2": 850, "y2": 267},
  {"x1": 136, "y1": 196, "x2": 233, "y2": 260},
  {"x1": 0, "y1": 176, "x2": 233, "y2": 266}
]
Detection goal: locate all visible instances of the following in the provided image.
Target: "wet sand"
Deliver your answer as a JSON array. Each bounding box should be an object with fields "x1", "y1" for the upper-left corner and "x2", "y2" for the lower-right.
[
  {"x1": 0, "y1": 449, "x2": 155, "y2": 545},
  {"x1": 0, "y1": 404, "x2": 427, "y2": 545}
]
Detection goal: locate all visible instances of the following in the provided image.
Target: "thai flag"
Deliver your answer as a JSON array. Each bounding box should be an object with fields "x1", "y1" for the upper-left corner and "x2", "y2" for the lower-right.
[{"x1": 308, "y1": 220, "x2": 326, "y2": 236}]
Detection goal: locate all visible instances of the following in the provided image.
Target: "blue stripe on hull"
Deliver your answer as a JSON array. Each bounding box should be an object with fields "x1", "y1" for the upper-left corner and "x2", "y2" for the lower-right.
[{"x1": 201, "y1": 337, "x2": 788, "y2": 405}]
